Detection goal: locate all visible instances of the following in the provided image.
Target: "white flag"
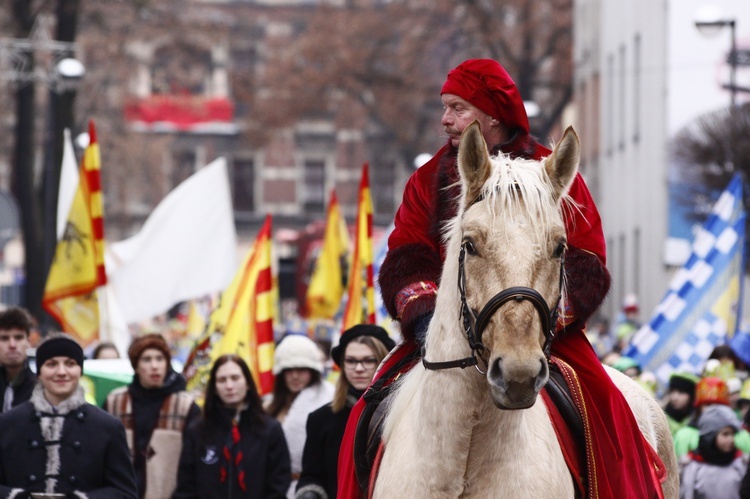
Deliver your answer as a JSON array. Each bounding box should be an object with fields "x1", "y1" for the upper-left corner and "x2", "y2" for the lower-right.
[
  {"x1": 106, "y1": 157, "x2": 238, "y2": 323},
  {"x1": 57, "y1": 128, "x2": 80, "y2": 239}
]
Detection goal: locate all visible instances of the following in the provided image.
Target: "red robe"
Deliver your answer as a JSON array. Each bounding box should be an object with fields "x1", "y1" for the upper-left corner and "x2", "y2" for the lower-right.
[{"x1": 337, "y1": 137, "x2": 661, "y2": 498}]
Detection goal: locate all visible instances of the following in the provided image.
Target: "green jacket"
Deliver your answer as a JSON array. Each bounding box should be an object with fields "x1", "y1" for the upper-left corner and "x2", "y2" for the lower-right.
[{"x1": 666, "y1": 413, "x2": 691, "y2": 437}]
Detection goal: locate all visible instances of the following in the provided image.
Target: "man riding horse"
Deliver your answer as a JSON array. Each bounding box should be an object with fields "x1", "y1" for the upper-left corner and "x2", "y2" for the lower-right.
[{"x1": 337, "y1": 59, "x2": 663, "y2": 498}]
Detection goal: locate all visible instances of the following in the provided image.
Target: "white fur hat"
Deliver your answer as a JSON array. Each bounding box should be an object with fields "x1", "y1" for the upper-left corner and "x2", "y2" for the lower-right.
[{"x1": 273, "y1": 334, "x2": 323, "y2": 375}]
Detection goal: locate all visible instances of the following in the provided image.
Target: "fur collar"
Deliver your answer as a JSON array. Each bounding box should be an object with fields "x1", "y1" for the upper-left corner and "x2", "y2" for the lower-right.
[
  {"x1": 29, "y1": 383, "x2": 88, "y2": 496},
  {"x1": 31, "y1": 382, "x2": 87, "y2": 414}
]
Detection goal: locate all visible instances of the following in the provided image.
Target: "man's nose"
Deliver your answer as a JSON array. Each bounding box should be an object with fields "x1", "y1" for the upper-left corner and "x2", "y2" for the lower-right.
[{"x1": 441, "y1": 109, "x2": 451, "y2": 126}]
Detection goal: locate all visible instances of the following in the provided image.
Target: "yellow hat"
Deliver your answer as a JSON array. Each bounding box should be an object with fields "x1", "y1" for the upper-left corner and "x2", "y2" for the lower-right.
[{"x1": 739, "y1": 378, "x2": 750, "y2": 402}]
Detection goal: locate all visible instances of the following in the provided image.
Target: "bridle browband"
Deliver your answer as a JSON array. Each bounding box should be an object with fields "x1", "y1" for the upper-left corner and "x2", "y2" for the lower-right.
[{"x1": 423, "y1": 227, "x2": 564, "y2": 374}]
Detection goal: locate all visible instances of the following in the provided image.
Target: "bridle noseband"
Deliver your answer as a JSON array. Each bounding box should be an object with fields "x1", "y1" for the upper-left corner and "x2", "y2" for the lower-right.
[{"x1": 422, "y1": 239, "x2": 563, "y2": 374}]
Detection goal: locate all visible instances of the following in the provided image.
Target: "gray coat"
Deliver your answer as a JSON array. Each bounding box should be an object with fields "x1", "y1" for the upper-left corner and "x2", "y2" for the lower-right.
[
  {"x1": 0, "y1": 384, "x2": 137, "y2": 498},
  {"x1": 680, "y1": 456, "x2": 747, "y2": 499}
]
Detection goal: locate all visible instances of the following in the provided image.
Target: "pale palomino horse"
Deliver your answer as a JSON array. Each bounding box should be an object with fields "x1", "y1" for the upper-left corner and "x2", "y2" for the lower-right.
[{"x1": 372, "y1": 122, "x2": 678, "y2": 498}]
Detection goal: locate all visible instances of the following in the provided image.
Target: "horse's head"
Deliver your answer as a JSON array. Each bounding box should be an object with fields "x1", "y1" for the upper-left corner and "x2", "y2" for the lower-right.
[{"x1": 455, "y1": 120, "x2": 579, "y2": 409}]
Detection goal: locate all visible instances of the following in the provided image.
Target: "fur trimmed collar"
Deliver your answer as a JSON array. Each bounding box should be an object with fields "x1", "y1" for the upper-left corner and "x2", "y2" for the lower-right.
[{"x1": 31, "y1": 382, "x2": 87, "y2": 414}]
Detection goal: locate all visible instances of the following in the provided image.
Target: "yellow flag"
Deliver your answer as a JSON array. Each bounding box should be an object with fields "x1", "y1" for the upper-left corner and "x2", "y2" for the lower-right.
[
  {"x1": 305, "y1": 190, "x2": 350, "y2": 319},
  {"x1": 342, "y1": 164, "x2": 376, "y2": 329},
  {"x1": 186, "y1": 300, "x2": 207, "y2": 340},
  {"x1": 184, "y1": 215, "x2": 276, "y2": 397},
  {"x1": 43, "y1": 121, "x2": 107, "y2": 347}
]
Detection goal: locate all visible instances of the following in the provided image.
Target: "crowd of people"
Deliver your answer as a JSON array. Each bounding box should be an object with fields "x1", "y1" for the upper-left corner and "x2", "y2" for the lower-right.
[
  {"x1": 0, "y1": 304, "x2": 394, "y2": 498},
  {"x1": 586, "y1": 297, "x2": 750, "y2": 498}
]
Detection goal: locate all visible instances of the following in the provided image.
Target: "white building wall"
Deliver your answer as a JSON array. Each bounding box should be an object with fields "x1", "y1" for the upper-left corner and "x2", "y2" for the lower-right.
[
  {"x1": 574, "y1": 0, "x2": 669, "y2": 321},
  {"x1": 574, "y1": 0, "x2": 750, "y2": 324}
]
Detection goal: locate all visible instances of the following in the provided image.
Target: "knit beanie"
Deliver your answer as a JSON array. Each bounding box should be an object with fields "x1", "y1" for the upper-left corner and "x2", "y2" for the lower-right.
[
  {"x1": 441, "y1": 59, "x2": 529, "y2": 134},
  {"x1": 668, "y1": 372, "x2": 699, "y2": 395},
  {"x1": 331, "y1": 324, "x2": 396, "y2": 368},
  {"x1": 272, "y1": 334, "x2": 322, "y2": 375},
  {"x1": 36, "y1": 334, "x2": 84, "y2": 372},
  {"x1": 128, "y1": 333, "x2": 171, "y2": 369},
  {"x1": 698, "y1": 404, "x2": 740, "y2": 440}
]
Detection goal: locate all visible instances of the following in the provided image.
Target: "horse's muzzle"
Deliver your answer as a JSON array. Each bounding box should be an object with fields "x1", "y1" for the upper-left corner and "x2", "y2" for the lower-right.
[{"x1": 487, "y1": 357, "x2": 549, "y2": 410}]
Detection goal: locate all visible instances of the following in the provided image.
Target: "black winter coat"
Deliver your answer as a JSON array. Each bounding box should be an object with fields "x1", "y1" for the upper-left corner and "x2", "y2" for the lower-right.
[
  {"x1": 296, "y1": 403, "x2": 351, "y2": 499},
  {"x1": 0, "y1": 386, "x2": 137, "y2": 498},
  {"x1": 173, "y1": 408, "x2": 291, "y2": 499},
  {"x1": 0, "y1": 362, "x2": 36, "y2": 413}
]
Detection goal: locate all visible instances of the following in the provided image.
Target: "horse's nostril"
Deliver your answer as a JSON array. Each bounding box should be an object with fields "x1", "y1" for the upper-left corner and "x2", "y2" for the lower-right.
[
  {"x1": 534, "y1": 359, "x2": 549, "y2": 392},
  {"x1": 489, "y1": 357, "x2": 504, "y2": 384}
]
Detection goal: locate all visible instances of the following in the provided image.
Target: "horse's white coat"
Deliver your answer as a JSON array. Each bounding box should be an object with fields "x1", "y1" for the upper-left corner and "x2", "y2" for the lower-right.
[{"x1": 372, "y1": 123, "x2": 678, "y2": 498}]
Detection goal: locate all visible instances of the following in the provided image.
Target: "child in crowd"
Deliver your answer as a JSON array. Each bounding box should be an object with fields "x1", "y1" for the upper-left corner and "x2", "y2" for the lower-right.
[{"x1": 680, "y1": 404, "x2": 746, "y2": 499}]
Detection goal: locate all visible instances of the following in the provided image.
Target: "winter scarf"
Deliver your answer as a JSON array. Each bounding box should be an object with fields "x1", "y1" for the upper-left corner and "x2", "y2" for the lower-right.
[
  {"x1": 127, "y1": 370, "x2": 186, "y2": 492},
  {"x1": 30, "y1": 383, "x2": 87, "y2": 494}
]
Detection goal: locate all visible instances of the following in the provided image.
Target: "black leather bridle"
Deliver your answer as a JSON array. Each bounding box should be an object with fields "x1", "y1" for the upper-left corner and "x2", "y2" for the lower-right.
[{"x1": 422, "y1": 239, "x2": 564, "y2": 373}]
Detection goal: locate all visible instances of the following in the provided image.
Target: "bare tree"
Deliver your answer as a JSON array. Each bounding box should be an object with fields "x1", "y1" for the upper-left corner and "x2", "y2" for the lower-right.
[
  {"x1": 671, "y1": 104, "x2": 750, "y2": 268},
  {"x1": 249, "y1": 0, "x2": 573, "y2": 170}
]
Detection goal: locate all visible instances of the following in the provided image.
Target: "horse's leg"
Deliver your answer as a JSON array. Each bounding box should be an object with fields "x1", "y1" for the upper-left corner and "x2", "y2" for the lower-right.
[
  {"x1": 373, "y1": 367, "x2": 479, "y2": 498},
  {"x1": 606, "y1": 367, "x2": 679, "y2": 499}
]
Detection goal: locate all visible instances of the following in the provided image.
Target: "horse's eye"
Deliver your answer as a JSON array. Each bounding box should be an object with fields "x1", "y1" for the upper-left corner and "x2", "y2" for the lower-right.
[
  {"x1": 553, "y1": 241, "x2": 567, "y2": 259},
  {"x1": 464, "y1": 241, "x2": 477, "y2": 255}
]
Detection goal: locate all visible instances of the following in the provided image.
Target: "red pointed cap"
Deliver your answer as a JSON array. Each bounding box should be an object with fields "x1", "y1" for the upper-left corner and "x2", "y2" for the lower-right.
[{"x1": 441, "y1": 59, "x2": 529, "y2": 134}]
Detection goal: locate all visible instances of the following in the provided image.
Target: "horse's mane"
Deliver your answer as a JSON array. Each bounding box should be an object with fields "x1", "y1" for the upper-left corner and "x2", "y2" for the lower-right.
[{"x1": 444, "y1": 153, "x2": 574, "y2": 245}]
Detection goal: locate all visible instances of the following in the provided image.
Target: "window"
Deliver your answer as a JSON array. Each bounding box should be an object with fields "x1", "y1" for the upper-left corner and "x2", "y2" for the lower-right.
[
  {"x1": 606, "y1": 54, "x2": 614, "y2": 156},
  {"x1": 618, "y1": 44, "x2": 626, "y2": 150},
  {"x1": 370, "y1": 159, "x2": 396, "y2": 216},
  {"x1": 633, "y1": 33, "x2": 641, "y2": 143},
  {"x1": 232, "y1": 158, "x2": 255, "y2": 212},
  {"x1": 172, "y1": 150, "x2": 195, "y2": 189},
  {"x1": 303, "y1": 159, "x2": 326, "y2": 213}
]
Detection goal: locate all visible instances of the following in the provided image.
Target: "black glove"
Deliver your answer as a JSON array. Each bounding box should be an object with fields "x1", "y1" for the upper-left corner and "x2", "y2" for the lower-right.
[{"x1": 413, "y1": 311, "x2": 434, "y2": 346}]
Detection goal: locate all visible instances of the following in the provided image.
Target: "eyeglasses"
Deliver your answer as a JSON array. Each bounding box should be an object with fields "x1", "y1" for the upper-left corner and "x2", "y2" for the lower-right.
[{"x1": 343, "y1": 357, "x2": 379, "y2": 370}]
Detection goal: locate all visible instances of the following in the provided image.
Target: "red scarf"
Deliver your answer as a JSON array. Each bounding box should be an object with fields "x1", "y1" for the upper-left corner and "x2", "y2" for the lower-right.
[{"x1": 220, "y1": 418, "x2": 247, "y2": 492}]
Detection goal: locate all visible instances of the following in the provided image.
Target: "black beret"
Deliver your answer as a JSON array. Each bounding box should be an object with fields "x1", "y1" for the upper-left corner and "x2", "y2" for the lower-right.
[{"x1": 331, "y1": 324, "x2": 396, "y2": 368}]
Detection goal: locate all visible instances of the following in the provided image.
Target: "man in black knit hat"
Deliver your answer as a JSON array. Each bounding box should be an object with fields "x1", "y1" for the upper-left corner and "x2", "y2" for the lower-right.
[{"x1": 0, "y1": 333, "x2": 137, "y2": 497}]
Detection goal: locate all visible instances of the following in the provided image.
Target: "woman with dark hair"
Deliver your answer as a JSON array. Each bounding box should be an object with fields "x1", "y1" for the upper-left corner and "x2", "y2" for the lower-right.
[
  {"x1": 296, "y1": 325, "x2": 395, "y2": 499},
  {"x1": 173, "y1": 355, "x2": 291, "y2": 499},
  {"x1": 264, "y1": 334, "x2": 334, "y2": 498}
]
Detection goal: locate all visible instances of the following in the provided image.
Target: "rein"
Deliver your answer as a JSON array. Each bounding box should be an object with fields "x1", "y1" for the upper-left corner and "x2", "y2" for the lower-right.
[{"x1": 423, "y1": 240, "x2": 563, "y2": 373}]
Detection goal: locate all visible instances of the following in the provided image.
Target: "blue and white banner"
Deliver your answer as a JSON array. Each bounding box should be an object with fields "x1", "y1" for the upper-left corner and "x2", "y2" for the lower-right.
[{"x1": 625, "y1": 174, "x2": 746, "y2": 385}]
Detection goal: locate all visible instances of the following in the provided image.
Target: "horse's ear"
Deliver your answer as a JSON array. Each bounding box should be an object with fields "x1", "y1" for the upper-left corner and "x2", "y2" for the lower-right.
[
  {"x1": 458, "y1": 120, "x2": 492, "y2": 210},
  {"x1": 544, "y1": 126, "x2": 579, "y2": 200}
]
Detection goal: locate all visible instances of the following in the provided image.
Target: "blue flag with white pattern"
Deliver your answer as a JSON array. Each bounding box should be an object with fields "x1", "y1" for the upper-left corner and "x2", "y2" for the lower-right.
[{"x1": 625, "y1": 174, "x2": 746, "y2": 384}]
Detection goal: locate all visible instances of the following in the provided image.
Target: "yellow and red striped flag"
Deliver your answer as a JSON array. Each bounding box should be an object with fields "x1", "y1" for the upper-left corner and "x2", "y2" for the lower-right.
[
  {"x1": 43, "y1": 120, "x2": 107, "y2": 347},
  {"x1": 184, "y1": 215, "x2": 276, "y2": 398},
  {"x1": 305, "y1": 190, "x2": 350, "y2": 319},
  {"x1": 342, "y1": 164, "x2": 376, "y2": 329}
]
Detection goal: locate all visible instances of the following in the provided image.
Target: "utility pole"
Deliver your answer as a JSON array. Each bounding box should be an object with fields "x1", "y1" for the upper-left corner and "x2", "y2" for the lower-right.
[{"x1": 3, "y1": 4, "x2": 82, "y2": 325}]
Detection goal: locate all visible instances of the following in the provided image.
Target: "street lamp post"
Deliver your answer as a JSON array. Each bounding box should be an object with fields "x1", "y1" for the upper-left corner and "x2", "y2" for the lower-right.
[{"x1": 695, "y1": 16, "x2": 738, "y2": 108}]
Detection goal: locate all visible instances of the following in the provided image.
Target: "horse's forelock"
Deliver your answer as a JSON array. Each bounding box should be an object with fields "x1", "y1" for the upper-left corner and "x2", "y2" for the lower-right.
[{"x1": 478, "y1": 155, "x2": 564, "y2": 236}]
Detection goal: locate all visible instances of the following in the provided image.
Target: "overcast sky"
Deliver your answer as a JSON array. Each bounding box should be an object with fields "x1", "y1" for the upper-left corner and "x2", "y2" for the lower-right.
[{"x1": 668, "y1": 0, "x2": 750, "y2": 135}]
